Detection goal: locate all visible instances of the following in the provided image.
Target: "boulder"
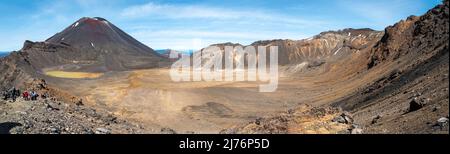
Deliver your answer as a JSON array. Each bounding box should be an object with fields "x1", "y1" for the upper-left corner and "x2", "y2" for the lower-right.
[
  {"x1": 160, "y1": 127, "x2": 177, "y2": 134},
  {"x1": 351, "y1": 128, "x2": 363, "y2": 134},
  {"x1": 95, "y1": 128, "x2": 111, "y2": 134},
  {"x1": 332, "y1": 112, "x2": 354, "y2": 124},
  {"x1": 371, "y1": 115, "x2": 382, "y2": 124},
  {"x1": 408, "y1": 97, "x2": 427, "y2": 112},
  {"x1": 437, "y1": 117, "x2": 449, "y2": 127}
]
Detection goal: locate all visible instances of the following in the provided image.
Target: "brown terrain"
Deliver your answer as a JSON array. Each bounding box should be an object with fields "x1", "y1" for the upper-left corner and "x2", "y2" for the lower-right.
[{"x1": 0, "y1": 1, "x2": 448, "y2": 134}]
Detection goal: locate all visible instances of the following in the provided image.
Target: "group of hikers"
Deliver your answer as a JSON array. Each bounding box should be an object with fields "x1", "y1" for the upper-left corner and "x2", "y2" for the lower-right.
[
  {"x1": 22, "y1": 90, "x2": 40, "y2": 101},
  {"x1": 2, "y1": 87, "x2": 40, "y2": 102}
]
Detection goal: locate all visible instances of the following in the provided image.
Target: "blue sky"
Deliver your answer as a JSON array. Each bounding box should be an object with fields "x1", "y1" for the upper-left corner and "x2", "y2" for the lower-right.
[{"x1": 0, "y1": 0, "x2": 441, "y2": 51}]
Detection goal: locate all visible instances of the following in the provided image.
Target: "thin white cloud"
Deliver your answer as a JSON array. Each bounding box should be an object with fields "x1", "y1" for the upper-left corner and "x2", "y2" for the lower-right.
[
  {"x1": 143, "y1": 38, "x2": 212, "y2": 50},
  {"x1": 131, "y1": 30, "x2": 299, "y2": 40},
  {"x1": 120, "y1": 2, "x2": 325, "y2": 26},
  {"x1": 121, "y1": 3, "x2": 238, "y2": 19},
  {"x1": 120, "y1": 2, "x2": 322, "y2": 49}
]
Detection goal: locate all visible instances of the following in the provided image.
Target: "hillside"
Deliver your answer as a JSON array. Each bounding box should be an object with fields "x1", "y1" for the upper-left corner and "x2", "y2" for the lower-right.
[{"x1": 222, "y1": 0, "x2": 449, "y2": 134}]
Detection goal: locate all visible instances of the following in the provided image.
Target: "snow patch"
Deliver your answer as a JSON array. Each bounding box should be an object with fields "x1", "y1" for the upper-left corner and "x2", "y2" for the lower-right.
[
  {"x1": 169, "y1": 51, "x2": 180, "y2": 59},
  {"x1": 334, "y1": 47, "x2": 342, "y2": 55},
  {"x1": 91, "y1": 42, "x2": 95, "y2": 48},
  {"x1": 61, "y1": 37, "x2": 65, "y2": 41},
  {"x1": 322, "y1": 39, "x2": 329, "y2": 48},
  {"x1": 286, "y1": 62, "x2": 309, "y2": 73},
  {"x1": 348, "y1": 32, "x2": 351, "y2": 36},
  {"x1": 72, "y1": 22, "x2": 79, "y2": 28}
]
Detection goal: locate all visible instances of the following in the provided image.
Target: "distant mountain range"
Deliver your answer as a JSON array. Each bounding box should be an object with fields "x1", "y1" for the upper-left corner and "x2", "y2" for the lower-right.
[
  {"x1": 155, "y1": 49, "x2": 193, "y2": 59},
  {"x1": 155, "y1": 49, "x2": 194, "y2": 54}
]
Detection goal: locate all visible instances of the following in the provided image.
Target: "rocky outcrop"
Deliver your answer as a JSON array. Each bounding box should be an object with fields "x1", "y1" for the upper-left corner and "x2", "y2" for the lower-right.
[
  {"x1": 0, "y1": 51, "x2": 35, "y2": 90},
  {"x1": 193, "y1": 28, "x2": 382, "y2": 74},
  {"x1": 368, "y1": 0, "x2": 449, "y2": 68},
  {"x1": 220, "y1": 104, "x2": 356, "y2": 134},
  {"x1": 0, "y1": 97, "x2": 145, "y2": 134},
  {"x1": 332, "y1": 0, "x2": 449, "y2": 134}
]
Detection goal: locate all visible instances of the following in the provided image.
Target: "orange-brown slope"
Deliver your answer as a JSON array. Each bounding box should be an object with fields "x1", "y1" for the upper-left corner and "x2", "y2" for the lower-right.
[
  {"x1": 332, "y1": 0, "x2": 449, "y2": 133},
  {"x1": 221, "y1": 1, "x2": 448, "y2": 134}
]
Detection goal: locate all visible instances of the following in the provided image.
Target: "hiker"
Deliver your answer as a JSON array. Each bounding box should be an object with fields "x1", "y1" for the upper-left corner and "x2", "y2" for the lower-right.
[
  {"x1": 1, "y1": 91, "x2": 7, "y2": 100},
  {"x1": 15, "y1": 89, "x2": 20, "y2": 99},
  {"x1": 23, "y1": 91, "x2": 29, "y2": 101},
  {"x1": 31, "y1": 91, "x2": 36, "y2": 101},
  {"x1": 31, "y1": 91, "x2": 38, "y2": 101},
  {"x1": 9, "y1": 87, "x2": 16, "y2": 102},
  {"x1": 30, "y1": 91, "x2": 34, "y2": 101}
]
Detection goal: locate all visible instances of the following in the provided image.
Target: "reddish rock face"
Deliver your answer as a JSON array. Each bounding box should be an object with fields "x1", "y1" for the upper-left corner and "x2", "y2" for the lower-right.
[
  {"x1": 46, "y1": 17, "x2": 150, "y2": 52},
  {"x1": 368, "y1": 1, "x2": 449, "y2": 68}
]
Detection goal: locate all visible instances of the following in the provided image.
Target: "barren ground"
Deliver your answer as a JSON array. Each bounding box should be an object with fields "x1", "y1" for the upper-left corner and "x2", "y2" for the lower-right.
[{"x1": 42, "y1": 52, "x2": 395, "y2": 133}]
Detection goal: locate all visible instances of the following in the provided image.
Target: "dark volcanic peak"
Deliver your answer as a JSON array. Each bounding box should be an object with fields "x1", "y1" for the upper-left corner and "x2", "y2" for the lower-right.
[
  {"x1": 46, "y1": 17, "x2": 157, "y2": 56},
  {"x1": 92, "y1": 17, "x2": 108, "y2": 21},
  {"x1": 19, "y1": 17, "x2": 169, "y2": 72}
]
